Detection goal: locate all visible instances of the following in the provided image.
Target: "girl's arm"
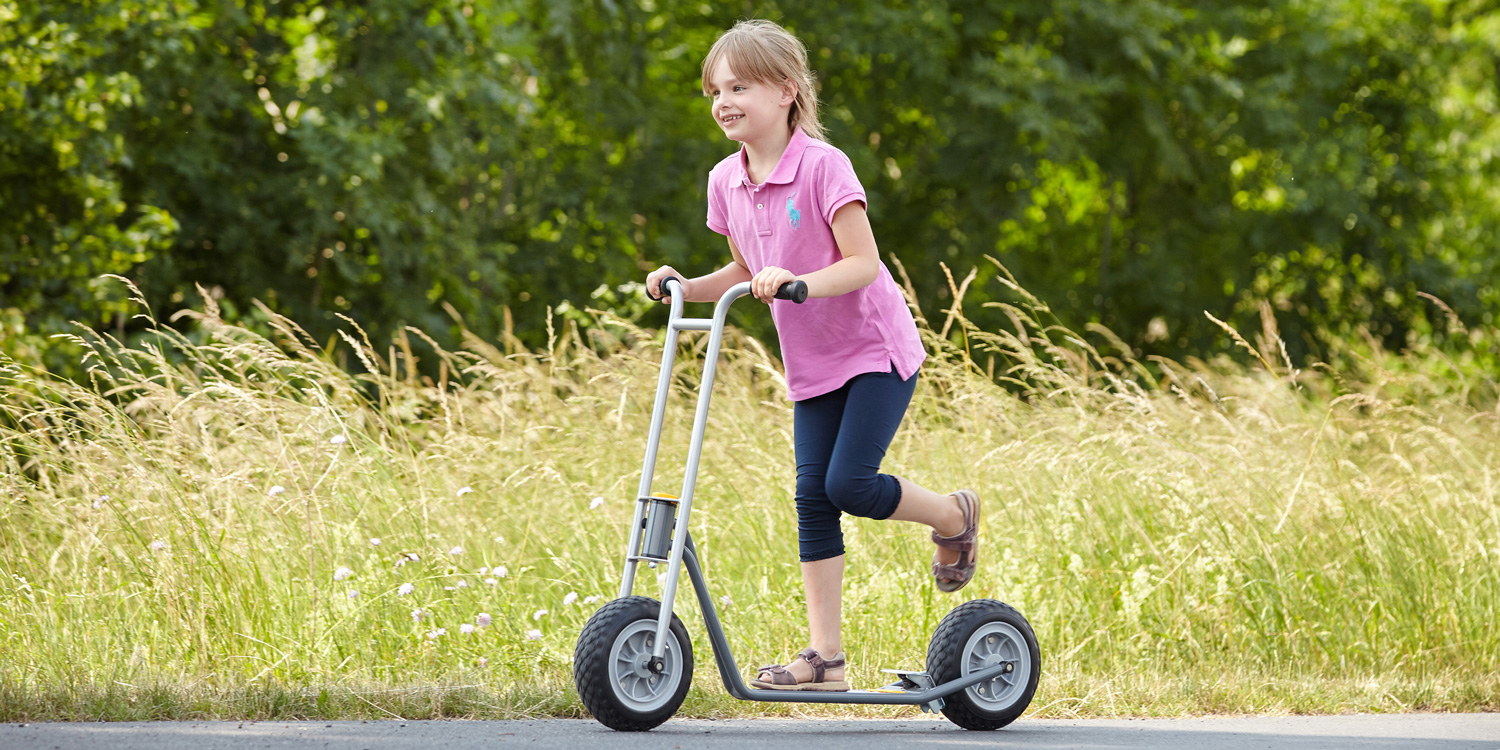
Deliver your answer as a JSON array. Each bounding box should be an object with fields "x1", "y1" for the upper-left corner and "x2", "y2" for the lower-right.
[
  {"x1": 684, "y1": 245, "x2": 753, "y2": 303},
  {"x1": 791, "y1": 202, "x2": 880, "y2": 299},
  {"x1": 647, "y1": 239, "x2": 752, "y2": 304}
]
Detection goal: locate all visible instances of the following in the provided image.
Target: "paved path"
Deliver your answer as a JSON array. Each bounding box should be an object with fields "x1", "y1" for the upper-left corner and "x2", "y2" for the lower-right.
[{"x1": 4, "y1": 715, "x2": 1497, "y2": 749}]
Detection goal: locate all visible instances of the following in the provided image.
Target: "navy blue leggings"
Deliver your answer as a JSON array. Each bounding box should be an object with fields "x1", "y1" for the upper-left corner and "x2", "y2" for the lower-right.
[{"x1": 793, "y1": 363, "x2": 919, "y2": 562}]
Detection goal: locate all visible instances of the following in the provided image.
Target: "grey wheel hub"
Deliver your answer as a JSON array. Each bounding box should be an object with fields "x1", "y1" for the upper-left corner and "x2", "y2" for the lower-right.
[
  {"x1": 961, "y1": 622, "x2": 1030, "y2": 710},
  {"x1": 608, "y1": 621, "x2": 683, "y2": 713}
]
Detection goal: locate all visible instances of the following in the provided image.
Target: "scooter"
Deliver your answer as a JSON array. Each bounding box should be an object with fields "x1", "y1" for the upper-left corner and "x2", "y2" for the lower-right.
[{"x1": 572, "y1": 277, "x2": 1040, "y2": 731}]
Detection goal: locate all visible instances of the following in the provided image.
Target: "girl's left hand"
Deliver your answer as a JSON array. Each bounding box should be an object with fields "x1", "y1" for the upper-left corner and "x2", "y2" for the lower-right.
[{"x1": 750, "y1": 266, "x2": 797, "y2": 304}]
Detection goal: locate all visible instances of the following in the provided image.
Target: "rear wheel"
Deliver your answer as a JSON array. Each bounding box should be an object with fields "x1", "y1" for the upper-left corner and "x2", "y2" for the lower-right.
[
  {"x1": 925, "y1": 599, "x2": 1040, "y2": 730},
  {"x1": 573, "y1": 596, "x2": 693, "y2": 731}
]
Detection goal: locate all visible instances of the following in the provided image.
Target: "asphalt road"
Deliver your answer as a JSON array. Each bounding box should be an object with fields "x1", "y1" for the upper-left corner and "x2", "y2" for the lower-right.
[{"x1": 4, "y1": 714, "x2": 1497, "y2": 749}]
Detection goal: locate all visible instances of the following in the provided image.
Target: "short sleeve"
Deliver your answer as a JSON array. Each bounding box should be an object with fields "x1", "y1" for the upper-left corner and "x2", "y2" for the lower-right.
[
  {"x1": 706, "y1": 168, "x2": 730, "y2": 236},
  {"x1": 817, "y1": 152, "x2": 867, "y2": 225}
]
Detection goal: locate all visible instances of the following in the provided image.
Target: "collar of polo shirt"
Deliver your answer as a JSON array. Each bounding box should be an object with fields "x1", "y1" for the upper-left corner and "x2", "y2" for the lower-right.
[{"x1": 735, "y1": 127, "x2": 813, "y2": 188}]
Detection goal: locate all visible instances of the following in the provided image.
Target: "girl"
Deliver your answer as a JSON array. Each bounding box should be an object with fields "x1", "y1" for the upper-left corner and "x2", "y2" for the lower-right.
[{"x1": 644, "y1": 19, "x2": 981, "y2": 693}]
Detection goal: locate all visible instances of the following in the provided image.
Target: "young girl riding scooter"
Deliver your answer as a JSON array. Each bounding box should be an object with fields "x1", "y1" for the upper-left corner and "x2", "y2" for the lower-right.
[{"x1": 644, "y1": 19, "x2": 982, "y2": 692}]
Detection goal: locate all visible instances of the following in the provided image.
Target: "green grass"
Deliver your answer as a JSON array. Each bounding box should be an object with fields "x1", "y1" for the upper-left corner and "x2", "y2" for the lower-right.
[{"x1": 1, "y1": 270, "x2": 1497, "y2": 721}]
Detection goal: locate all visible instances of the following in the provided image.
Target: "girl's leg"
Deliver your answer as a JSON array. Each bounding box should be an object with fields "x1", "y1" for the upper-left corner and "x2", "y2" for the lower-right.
[
  {"x1": 771, "y1": 384, "x2": 850, "y2": 684},
  {"x1": 884, "y1": 476, "x2": 967, "y2": 570},
  {"x1": 777, "y1": 365, "x2": 917, "y2": 684},
  {"x1": 792, "y1": 384, "x2": 848, "y2": 567},
  {"x1": 808, "y1": 365, "x2": 918, "y2": 669},
  {"x1": 777, "y1": 365, "x2": 956, "y2": 683},
  {"x1": 761, "y1": 553, "x2": 845, "y2": 685},
  {"x1": 823, "y1": 366, "x2": 967, "y2": 575},
  {"x1": 801, "y1": 554, "x2": 844, "y2": 659}
]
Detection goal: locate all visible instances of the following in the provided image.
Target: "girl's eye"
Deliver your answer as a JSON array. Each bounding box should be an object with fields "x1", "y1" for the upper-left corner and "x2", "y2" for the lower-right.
[{"x1": 734, "y1": 86, "x2": 745, "y2": 92}]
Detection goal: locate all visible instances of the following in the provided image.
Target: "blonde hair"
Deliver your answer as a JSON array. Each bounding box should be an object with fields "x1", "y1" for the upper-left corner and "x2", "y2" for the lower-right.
[{"x1": 701, "y1": 19, "x2": 825, "y2": 142}]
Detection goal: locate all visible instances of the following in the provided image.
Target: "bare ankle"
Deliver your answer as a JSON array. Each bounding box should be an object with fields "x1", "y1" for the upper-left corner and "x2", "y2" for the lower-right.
[{"x1": 935, "y1": 495, "x2": 965, "y2": 537}]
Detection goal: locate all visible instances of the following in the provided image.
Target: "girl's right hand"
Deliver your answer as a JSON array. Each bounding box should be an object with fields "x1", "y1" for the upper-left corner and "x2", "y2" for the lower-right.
[{"x1": 645, "y1": 265, "x2": 688, "y2": 304}]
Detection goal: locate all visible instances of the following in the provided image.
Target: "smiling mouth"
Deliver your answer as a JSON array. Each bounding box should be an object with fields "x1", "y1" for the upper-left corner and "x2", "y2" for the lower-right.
[{"x1": 721, "y1": 114, "x2": 743, "y2": 124}]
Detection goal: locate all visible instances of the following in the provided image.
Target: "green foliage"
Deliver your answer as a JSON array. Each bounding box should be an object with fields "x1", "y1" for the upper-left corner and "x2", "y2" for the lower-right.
[
  {"x1": 2, "y1": 0, "x2": 1498, "y2": 377},
  {"x1": 0, "y1": 1, "x2": 179, "y2": 370},
  {"x1": 775, "y1": 0, "x2": 1499, "y2": 360}
]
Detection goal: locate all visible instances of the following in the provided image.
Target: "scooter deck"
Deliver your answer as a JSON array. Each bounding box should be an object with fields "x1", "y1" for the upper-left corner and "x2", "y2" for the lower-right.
[
  {"x1": 846, "y1": 671, "x2": 943, "y2": 698},
  {"x1": 674, "y1": 539, "x2": 1010, "y2": 710},
  {"x1": 851, "y1": 686, "x2": 924, "y2": 695}
]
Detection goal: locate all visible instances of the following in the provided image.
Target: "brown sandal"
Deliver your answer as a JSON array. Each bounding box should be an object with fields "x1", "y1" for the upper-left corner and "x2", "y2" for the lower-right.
[
  {"x1": 932, "y1": 489, "x2": 981, "y2": 592},
  {"x1": 750, "y1": 647, "x2": 849, "y2": 692}
]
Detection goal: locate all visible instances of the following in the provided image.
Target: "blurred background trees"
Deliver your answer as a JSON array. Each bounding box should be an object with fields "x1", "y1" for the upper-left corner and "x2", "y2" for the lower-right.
[{"x1": 3, "y1": 0, "x2": 1498, "y2": 377}]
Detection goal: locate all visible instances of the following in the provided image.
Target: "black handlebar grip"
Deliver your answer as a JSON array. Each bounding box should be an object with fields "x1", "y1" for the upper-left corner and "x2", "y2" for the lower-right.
[
  {"x1": 775, "y1": 280, "x2": 809, "y2": 304},
  {"x1": 649, "y1": 276, "x2": 684, "y2": 301}
]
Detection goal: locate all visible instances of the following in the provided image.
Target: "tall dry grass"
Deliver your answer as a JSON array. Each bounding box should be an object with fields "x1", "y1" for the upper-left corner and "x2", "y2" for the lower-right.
[{"x1": 0, "y1": 265, "x2": 1496, "y2": 720}]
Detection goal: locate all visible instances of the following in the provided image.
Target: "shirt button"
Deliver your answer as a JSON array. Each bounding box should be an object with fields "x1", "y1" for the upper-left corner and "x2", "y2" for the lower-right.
[{"x1": 757, "y1": 203, "x2": 764, "y2": 209}]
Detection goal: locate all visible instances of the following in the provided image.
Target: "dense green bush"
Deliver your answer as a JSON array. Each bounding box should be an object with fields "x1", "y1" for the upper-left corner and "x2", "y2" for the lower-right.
[{"x1": 3, "y1": 0, "x2": 1498, "y2": 377}]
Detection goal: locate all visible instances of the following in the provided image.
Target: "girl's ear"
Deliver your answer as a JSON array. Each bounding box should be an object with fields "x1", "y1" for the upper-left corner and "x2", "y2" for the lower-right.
[{"x1": 780, "y1": 77, "x2": 798, "y2": 107}]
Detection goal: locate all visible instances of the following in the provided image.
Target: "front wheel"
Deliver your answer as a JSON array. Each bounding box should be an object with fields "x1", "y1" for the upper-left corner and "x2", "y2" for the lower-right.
[
  {"x1": 925, "y1": 599, "x2": 1040, "y2": 730},
  {"x1": 573, "y1": 596, "x2": 693, "y2": 731}
]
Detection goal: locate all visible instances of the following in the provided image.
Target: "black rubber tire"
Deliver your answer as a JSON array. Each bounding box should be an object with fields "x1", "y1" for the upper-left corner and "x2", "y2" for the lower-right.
[
  {"x1": 573, "y1": 596, "x2": 694, "y2": 731},
  {"x1": 925, "y1": 599, "x2": 1040, "y2": 730}
]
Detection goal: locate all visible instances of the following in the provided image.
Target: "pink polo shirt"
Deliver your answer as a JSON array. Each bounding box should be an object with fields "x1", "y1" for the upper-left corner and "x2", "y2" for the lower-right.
[{"x1": 706, "y1": 127, "x2": 927, "y2": 401}]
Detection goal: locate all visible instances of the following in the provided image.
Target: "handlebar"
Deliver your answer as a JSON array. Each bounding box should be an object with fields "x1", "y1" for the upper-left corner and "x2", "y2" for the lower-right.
[{"x1": 650, "y1": 276, "x2": 808, "y2": 304}]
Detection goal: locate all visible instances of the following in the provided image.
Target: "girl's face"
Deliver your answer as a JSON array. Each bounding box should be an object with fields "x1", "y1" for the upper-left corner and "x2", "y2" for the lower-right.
[{"x1": 706, "y1": 57, "x2": 795, "y2": 144}]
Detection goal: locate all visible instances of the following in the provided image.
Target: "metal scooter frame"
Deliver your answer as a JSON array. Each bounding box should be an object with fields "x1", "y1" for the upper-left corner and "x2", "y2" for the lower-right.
[{"x1": 617, "y1": 278, "x2": 1012, "y2": 710}]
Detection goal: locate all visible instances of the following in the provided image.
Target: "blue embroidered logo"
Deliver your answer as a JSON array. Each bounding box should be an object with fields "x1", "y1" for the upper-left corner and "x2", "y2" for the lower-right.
[{"x1": 786, "y1": 193, "x2": 802, "y2": 230}]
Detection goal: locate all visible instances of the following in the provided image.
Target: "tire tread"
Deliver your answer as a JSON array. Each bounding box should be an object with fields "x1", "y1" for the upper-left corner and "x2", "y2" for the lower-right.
[
  {"x1": 573, "y1": 596, "x2": 692, "y2": 731},
  {"x1": 925, "y1": 599, "x2": 1040, "y2": 731}
]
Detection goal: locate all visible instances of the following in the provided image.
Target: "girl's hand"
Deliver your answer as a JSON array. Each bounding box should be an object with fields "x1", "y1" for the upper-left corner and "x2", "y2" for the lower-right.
[
  {"x1": 645, "y1": 265, "x2": 688, "y2": 304},
  {"x1": 750, "y1": 266, "x2": 797, "y2": 304}
]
